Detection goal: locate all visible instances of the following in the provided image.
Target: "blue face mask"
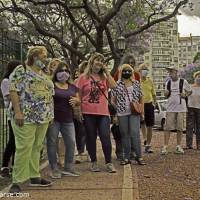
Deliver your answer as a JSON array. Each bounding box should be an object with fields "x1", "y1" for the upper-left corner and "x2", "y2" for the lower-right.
[
  {"x1": 34, "y1": 58, "x2": 46, "y2": 69},
  {"x1": 141, "y1": 69, "x2": 148, "y2": 77}
]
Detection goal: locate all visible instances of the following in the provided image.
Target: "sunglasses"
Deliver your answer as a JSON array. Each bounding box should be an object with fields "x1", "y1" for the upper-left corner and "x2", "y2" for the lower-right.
[
  {"x1": 122, "y1": 70, "x2": 132, "y2": 73},
  {"x1": 58, "y1": 69, "x2": 70, "y2": 73}
]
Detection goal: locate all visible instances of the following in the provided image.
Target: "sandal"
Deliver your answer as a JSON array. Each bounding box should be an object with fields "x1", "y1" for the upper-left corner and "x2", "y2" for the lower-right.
[
  {"x1": 135, "y1": 158, "x2": 146, "y2": 165},
  {"x1": 120, "y1": 159, "x2": 131, "y2": 165}
]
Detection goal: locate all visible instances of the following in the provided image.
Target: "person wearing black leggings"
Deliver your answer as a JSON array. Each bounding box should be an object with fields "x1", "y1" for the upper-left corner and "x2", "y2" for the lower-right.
[{"x1": 0, "y1": 60, "x2": 20, "y2": 177}]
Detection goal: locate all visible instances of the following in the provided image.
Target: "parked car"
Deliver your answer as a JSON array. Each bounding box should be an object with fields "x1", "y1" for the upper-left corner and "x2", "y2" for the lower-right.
[
  {"x1": 154, "y1": 99, "x2": 167, "y2": 130},
  {"x1": 154, "y1": 99, "x2": 186, "y2": 132}
]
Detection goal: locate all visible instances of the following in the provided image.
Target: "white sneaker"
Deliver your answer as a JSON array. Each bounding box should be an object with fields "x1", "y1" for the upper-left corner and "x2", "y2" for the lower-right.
[
  {"x1": 106, "y1": 163, "x2": 117, "y2": 173},
  {"x1": 161, "y1": 146, "x2": 168, "y2": 155},
  {"x1": 62, "y1": 170, "x2": 80, "y2": 177},
  {"x1": 91, "y1": 162, "x2": 100, "y2": 172},
  {"x1": 175, "y1": 145, "x2": 184, "y2": 154},
  {"x1": 51, "y1": 169, "x2": 62, "y2": 179}
]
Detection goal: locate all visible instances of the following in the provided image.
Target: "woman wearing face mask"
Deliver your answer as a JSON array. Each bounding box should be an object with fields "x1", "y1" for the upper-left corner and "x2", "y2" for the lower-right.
[
  {"x1": 76, "y1": 52, "x2": 117, "y2": 173},
  {"x1": 9, "y1": 46, "x2": 54, "y2": 193},
  {"x1": 111, "y1": 64, "x2": 145, "y2": 165},
  {"x1": 139, "y1": 64, "x2": 156, "y2": 153},
  {"x1": 46, "y1": 62, "x2": 80, "y2": 178},
  {"x1": 186, "y1": 71, "x2": 200, "y2": 150}
]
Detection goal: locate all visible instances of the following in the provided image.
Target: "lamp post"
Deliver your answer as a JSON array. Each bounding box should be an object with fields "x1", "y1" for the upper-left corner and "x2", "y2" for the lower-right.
[{"x1": 116, "y1": 36, "x2": 126, "y2": 57}]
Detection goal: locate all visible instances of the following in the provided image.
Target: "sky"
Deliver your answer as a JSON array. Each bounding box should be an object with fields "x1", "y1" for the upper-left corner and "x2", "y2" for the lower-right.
[
  {"x1": 178, "y1": 0, "x2": 200, "y2": 36},
  {"x1": 177, "y1": 14, "x2": 200, "y2": 36}
]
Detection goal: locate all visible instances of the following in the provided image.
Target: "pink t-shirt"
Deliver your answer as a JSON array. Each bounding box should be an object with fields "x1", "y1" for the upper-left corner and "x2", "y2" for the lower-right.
[{"x1": 76, "y1": 74, "x2": 110, "y2": 116}]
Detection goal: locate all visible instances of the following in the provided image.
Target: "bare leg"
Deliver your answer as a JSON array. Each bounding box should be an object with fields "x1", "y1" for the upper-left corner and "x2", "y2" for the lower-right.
[
  {"x1": 164, "y1": 131, "x2": 171, "y2": 146},
  {"x1": 146, "y1": 127, "x2": 153, "y2": 145},
  {"x1": 177, "y1": 130, "x2": 183, "y2": 146}
]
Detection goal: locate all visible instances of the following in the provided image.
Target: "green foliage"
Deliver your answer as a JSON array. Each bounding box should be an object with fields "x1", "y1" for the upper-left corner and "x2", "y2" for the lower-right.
[{"x1": 193, "y1": 52, "x2": 200, "y2": 63}]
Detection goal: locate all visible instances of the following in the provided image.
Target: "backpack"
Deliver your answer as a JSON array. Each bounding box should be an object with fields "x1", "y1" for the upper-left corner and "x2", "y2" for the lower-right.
[{"x1": 166, "y1": 78, "x2": 188, "y2": 105}]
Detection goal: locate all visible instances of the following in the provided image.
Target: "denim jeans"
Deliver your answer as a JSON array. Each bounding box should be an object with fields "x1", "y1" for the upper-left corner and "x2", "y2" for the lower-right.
[
  {"x1": 83, "y1": 114, "x2": 112, "y2": 164},
  {"x1": 46, "y1": 121, "x2": 75, "y2": 171},
  {"x1": 118, "y1": 114, "x2": 142, "y2": 160},
  {"x1": 186, "y1": 107, "x2": 200, "y2": 148}
]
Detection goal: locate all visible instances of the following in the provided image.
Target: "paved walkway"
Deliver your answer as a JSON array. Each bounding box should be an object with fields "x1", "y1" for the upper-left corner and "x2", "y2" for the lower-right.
[{"x1": 1, "y1": 139, "x2": 139, "y2": 200}]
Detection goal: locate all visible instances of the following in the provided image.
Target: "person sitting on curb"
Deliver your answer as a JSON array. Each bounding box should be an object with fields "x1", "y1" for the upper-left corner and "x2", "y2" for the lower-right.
[{"x1": 161, "y1": 66, "x2": 192, "y2": 155}]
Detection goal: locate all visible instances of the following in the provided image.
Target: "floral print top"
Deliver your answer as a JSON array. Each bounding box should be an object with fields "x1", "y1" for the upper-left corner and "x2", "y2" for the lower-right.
[{"x1": 9, "y1": 65, "x2": 54, "y2": 124}]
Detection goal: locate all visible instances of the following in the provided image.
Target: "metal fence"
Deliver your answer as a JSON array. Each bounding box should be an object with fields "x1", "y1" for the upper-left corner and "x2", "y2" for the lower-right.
[{"x1": 0, "y1": 98, "x2": 8, "y2": 167}]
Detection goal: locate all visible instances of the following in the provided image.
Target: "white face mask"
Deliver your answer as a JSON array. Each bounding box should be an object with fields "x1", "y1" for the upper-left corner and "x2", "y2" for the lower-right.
[
  {"x1": 34, "y1": 57, "x2": 46, "y2": 69},
  {"x1": 141, "y1": 69, "x2": 148, "y2": 77}
]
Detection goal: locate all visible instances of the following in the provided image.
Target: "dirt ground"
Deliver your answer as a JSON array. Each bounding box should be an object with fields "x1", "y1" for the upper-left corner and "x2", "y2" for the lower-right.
[
  {"x1": 137, "y1": 130, "x2": 200, "y2": 200},
  {"x1": 1, "y1": 130, "x2": 200, "y2": 200}
]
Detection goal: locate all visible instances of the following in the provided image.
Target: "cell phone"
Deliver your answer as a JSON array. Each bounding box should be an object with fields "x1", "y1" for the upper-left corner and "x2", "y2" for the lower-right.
[{"x1": 98, "y1": 68, "x2": 104, "y2": 74}]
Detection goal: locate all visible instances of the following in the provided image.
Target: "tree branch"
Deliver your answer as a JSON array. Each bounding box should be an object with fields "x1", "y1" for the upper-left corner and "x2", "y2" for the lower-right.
[
  {"x1": 102, "y1": 0, "x2": 129, "y2": 25},
  {"x1": 10, "y1": 0, "x2": 85, "y2": 59},
  {"x1": 124, "y1": 0, "x2": 188, "y2": 38},
  {"x1": 23, "y1": 0, "x2": 97, "y2": 47}
]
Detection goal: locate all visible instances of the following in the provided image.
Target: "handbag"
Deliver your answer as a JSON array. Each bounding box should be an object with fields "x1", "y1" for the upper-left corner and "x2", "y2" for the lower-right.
[
  {"x1": 130, "y1": 101, "x2": 143, "y2": 115},
  {"x1": 90, "y1": 76, "x2": 117, "y2": 116},
  {"x1": 72, "y1": 105, "x2": 83, "y2": 122},
  {"x1": 125, "y1": 86, "x2": 143, "y2": 115}
]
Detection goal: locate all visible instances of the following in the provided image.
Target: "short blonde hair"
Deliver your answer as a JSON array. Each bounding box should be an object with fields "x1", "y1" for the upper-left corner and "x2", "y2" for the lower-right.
[
  {"x1": 138, "y1": 63, "x2": 149, "y2": 71},
  {"x1": 26, "y1": 46, "x2": 47, "y2": 66}
]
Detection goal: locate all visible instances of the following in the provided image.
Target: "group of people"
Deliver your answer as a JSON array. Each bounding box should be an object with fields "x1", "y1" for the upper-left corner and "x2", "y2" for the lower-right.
[
  {"x1": 1, "y1": 45, "x2": 200, "y2": 195},
  {"x1": 161, "y1": 66, "x2": 200, "y2": 154}
]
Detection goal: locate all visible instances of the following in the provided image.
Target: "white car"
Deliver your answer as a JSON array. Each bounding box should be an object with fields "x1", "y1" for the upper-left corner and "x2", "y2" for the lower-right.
[{"x1": 154, "y1": 100, "x2": 167, "y2": 130}]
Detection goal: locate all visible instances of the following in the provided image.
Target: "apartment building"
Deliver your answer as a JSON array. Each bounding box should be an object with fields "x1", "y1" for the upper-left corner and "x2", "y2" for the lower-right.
[
  {"x1": 144, "y1": 17, "x2": 179, "y2": 99},
  {"x1": 179, "y1": 34, "x2": 200, "y2": 67}
]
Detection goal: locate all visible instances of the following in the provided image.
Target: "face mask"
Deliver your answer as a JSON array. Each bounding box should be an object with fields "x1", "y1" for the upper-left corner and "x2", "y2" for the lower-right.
[
  {"x1": 34, "y1": 58, "x2": 46, "y2": 69},
  {"x1": 56, "y1": 71, "x2": 70, "y2": 83},
  {"x1": 122, "y1": 70, "x2": 132, "y2": 79},
  {"x1": 195, "y1": 77, "x2": 200, "y2": 85},
  {"x1": 141, "y1": 69, "x2": 148, "y2": 77}
]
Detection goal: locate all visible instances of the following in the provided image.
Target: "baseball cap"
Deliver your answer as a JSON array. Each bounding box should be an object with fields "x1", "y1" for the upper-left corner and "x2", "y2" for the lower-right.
[{"x1": 165, "y1": 66, "x2": 179, "y2": 71}]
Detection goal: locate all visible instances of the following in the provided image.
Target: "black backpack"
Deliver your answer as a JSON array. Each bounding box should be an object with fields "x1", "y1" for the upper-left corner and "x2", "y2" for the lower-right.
[{"x1": 166, "y1": 78, "x2": 188, "y2": 105}]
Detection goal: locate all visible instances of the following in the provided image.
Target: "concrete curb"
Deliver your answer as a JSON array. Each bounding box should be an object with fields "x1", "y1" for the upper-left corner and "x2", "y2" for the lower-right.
[
  {"x1": 121, "y1": 164, "x2": 140, "y2": 200},
  {"x1": 132, "y1": 166, "x2": 140, "y2": 200},
  {"x1": 122, "y1": 164, "x2": 133, "y2": 200}
]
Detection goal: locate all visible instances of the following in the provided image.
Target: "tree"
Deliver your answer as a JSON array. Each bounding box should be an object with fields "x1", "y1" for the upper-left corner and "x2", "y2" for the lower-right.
[{"x1": 0, "y1": 0, "x2": 189, "y2": 72}]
